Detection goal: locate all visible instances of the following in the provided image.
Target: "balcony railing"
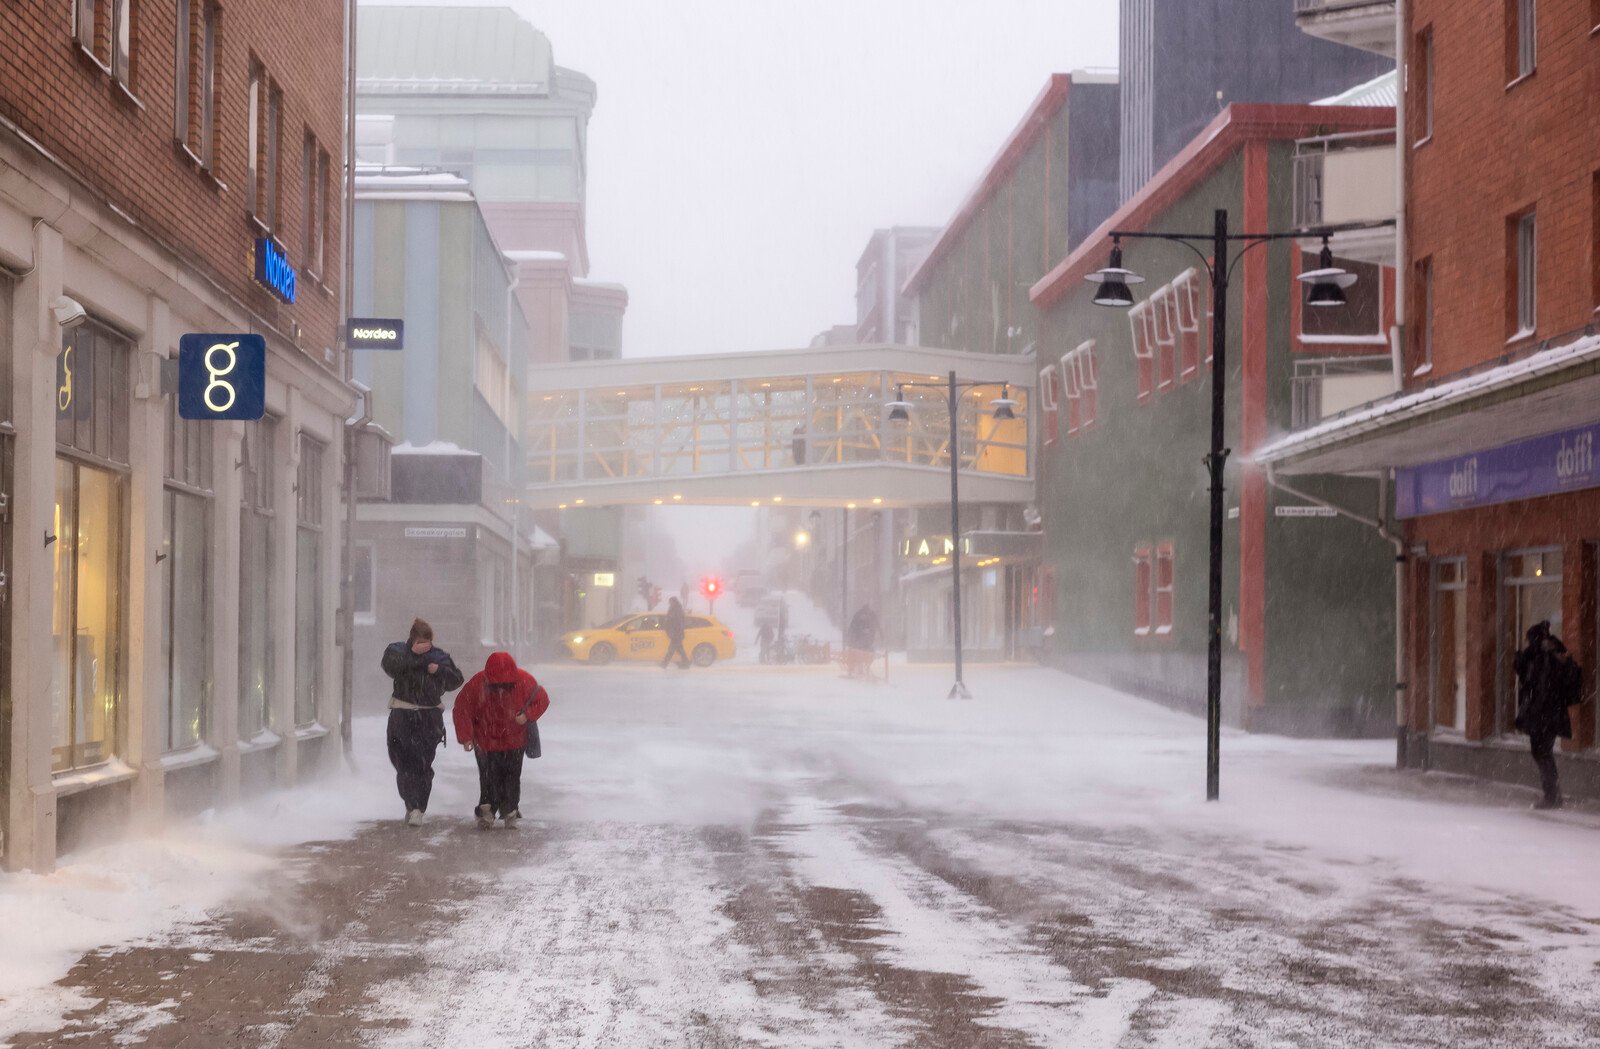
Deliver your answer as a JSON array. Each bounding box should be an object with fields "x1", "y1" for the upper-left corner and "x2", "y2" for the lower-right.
[{"x1": 1292, "y1": 128, "x2": 1396, "y2": 230}]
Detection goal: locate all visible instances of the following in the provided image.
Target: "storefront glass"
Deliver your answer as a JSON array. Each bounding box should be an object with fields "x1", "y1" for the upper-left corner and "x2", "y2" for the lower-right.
[
  {"x1": 163, "y1": 408, "x2": 213, "y2": 751},
  {"x1": 1430, "y1": 559, "x2": 1467, "y2": 733},
  {"x1": 239, "y1": 416, "x2": 277, "y2": 738},
  {"x1": 1500, "y1": 548, "x2": 1563, "y2": 736},
  {"x1": 294, "y1": 436, "x2": 324, "y2": 727}
]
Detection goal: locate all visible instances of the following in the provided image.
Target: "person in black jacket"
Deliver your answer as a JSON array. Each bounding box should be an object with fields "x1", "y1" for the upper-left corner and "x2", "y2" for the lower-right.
[
  {"x1": 660, "y1": 597, "x2": 690, "y2": 669},
  {"x1": 382, "y1": 617, "x2": 464, "y2": 825},
  {"x1": 1513, "y1": 620, "x2": 1583, "y2": 810}
]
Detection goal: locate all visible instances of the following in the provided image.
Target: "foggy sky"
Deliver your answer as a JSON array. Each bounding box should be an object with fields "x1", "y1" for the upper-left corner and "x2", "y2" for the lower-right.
[{"x1": 378, "y1": 0, "x2": 1119, "y2": 356}]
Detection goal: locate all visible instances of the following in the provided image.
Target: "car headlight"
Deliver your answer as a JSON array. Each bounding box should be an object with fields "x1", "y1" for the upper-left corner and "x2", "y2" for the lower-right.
[{"x1": 571, "y1": 636, "x2": 584, "y2": 645}]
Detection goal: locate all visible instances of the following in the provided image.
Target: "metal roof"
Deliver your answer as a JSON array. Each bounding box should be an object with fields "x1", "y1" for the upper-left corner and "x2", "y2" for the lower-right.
[
  {"x1": 357, "y1": 6, "x2": 554, "y2": 94},
  {"x1": 1315, "y1": 69, "x2": 1399, "y2": 108}
]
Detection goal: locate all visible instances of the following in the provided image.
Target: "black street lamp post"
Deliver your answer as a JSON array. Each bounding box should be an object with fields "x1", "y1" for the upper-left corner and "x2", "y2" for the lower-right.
[
  {"x1": 1086, "y1": 209, "x2": 1384, "y2": 801},
  {"x1": 888, "y1": 370, "x2": 1018, "y2": 700}
]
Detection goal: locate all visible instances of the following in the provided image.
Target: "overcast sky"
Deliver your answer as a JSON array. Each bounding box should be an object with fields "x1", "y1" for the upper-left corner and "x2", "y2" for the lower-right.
[{"x1": 386, "y1": 0, "x2": 1119, "y2": 356}]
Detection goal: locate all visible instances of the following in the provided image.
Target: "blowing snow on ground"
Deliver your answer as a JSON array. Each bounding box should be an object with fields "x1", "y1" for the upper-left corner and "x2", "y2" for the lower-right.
[{"x1": 3, "y1": 664, "x2": 1598, "y2": 1047}]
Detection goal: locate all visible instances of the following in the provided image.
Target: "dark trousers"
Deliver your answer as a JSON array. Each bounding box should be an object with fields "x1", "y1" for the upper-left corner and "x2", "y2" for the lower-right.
[
  {"x1": 475, "y1": 747, "x2": 525, "y2": 817},
  {"x1": 1529, "y1": 730, "x2": 1561, "y2": 801},
  {"x1": 661, "y1": 637, "x2": 689, "y2": 667},
  {"x1": 387, "y1": 708, "x2": 445, "y2": 812}
]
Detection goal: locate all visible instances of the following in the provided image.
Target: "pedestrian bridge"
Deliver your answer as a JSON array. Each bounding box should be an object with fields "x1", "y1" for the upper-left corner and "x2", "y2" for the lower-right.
[{"x1": 522, "y1": 345, "x2": 1035, "y2": 509}]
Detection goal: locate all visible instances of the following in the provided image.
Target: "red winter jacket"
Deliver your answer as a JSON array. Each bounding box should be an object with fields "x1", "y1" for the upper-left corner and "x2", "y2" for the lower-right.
[{"x1": 452, "y1": 652, "x2": 550, "y2": 753}]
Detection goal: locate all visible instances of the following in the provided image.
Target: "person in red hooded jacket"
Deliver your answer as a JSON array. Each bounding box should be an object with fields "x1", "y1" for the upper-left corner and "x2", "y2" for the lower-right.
[{"x1": 452, "y1": 651, "x2": 550, "y2": 829}]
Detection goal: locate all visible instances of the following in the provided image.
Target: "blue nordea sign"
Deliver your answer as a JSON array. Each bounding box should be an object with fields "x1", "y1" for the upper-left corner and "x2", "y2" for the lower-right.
[
  {"x1": 254, "y1": 237, "x2": 297, "y2": 303},
  {"x1": 1396, "y1": 421, "x2": 1600, "y2": 518},
  {"x1": 178, "y1": 334, "x2": 266, "y2": 421}
]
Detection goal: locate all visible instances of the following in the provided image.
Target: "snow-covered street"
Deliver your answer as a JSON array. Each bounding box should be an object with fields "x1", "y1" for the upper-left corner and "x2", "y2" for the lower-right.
[{"x1": 4, "y1": 664, "x2": 1599, "y2": 1048}]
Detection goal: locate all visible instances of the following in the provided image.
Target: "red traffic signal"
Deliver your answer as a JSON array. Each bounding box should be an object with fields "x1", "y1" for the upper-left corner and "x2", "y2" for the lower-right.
[{"x1": 700, "y1": 576, "x2": 723, "y2": 599}]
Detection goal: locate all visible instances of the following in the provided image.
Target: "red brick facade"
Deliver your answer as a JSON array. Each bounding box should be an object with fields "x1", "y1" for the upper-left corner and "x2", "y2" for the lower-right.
[
  {"x1": 0, "y1": 0, "x2": 346, "y2": 357},
  {"x1": 1404, "y1": 0, "x2": 1600, "y2": 378}
]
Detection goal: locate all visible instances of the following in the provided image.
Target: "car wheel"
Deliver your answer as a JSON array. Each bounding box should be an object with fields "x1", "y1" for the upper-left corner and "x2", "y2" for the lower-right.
[
  {"x1": 692, "y1": 643, "x2": 717, "y2": 667},
  {"x1": 588, "y1": 642, "x2": 616, "y2": 666}
]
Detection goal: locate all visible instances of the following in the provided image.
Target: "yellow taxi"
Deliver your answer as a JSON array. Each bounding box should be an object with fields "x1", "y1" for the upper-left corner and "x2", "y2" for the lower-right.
[{"x1": 561, "y1": 612, "x2": 737, "y2": 667}]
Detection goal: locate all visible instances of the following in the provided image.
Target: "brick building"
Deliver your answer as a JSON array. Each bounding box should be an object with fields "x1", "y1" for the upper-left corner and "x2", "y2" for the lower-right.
[
  {"x1": 1260, "y1": 0, "x2": 1600, "y2": 793},
  {"x1": 0, "y1": 1, "x2": 354, "y2": 869}
]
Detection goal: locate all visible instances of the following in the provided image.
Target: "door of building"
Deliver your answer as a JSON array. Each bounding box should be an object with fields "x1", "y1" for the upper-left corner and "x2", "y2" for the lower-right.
[{"x1": 1500, "y1": 548, "x2": 1563, "y2": 737}]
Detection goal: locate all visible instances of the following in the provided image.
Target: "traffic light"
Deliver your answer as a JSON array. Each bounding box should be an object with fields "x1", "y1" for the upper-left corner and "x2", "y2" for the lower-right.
[{"x1": 700, "y1": 576, "x2": 723, "y2": 611}]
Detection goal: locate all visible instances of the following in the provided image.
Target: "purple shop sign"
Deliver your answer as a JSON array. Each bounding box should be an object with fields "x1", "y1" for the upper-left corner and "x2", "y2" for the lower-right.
[{"x1": 1396, "y1": 422, "x2": 1600, "y2": 518}]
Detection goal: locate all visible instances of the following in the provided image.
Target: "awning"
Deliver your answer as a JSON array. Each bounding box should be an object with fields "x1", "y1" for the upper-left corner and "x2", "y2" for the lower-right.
[{"x1": 1256, "y1": 329, "x2": 1600, "y2": 476}]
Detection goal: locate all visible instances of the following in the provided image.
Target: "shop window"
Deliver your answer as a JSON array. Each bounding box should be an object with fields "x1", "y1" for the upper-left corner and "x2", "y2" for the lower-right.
[
  {"x1": 52, "y1": 321, "x2": 130, "y2": 773},
  {"x1": 1431, "y1": 559, "x2": 1467, "y2": 733},
  {"x1": 294, "y1": 435, "x2": 325, "y2": 728},
  {"x1": 162, "y1": 406, "x2": 213, "y2": 752},
  {"x1": 239, "y1": 415, "x2": 277, "y2": 739},
  {"x1": 1133, "y1": 545, "x2": 1153, "y2": 635},
  {"x1": 1154, "y1": 543, "x2": 1174, "y2": 634},
  {"x1": 174, "y1": 0, "x2": 218, "y2": 167},
  {"x1": 1500, "y1": 548, "x2": 1562, "y2": 736}
]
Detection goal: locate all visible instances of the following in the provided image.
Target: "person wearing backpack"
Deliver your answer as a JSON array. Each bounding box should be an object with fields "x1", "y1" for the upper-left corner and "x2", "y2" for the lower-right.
[
  {"x1": 453, "y1": 651, "x2": 550, "y2": 829},
  {"x1": 1513, "y1": 620, "x2": 1585, "y2": 810},
  {"x1": 381, "y1": 618, "x2": 465, "y2": 826}
]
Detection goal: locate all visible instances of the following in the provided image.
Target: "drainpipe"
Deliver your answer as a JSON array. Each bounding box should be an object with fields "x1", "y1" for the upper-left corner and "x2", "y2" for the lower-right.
[
  {"x1": 338, "y1": 0, "x2": 361, "y2": 767},
  {"x1": 1390, "y1": 0, "x2": 1407, "y2": 392},
  {"x1": 1265, "y1": 465, "x2": 1407, "y2": 769}
]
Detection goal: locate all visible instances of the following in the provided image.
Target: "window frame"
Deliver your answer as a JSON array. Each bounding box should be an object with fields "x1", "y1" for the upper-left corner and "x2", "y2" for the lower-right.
[
  {"x1": 1154, "y1": 542, "x2": 1174, "y2": 635},
  {"x1": 1038, "y1": 366, "x2": 1060, "y2": 445},
  {"x1": 1175, "y1": 268, "x2": 1204, "y2": 380},
  {"x1": 1507, "y1": 0, "x2": 1536, "y2": 85},
  {"x1": 1133, "y1": 544, "x2": 1153, "y2": 636},
  {"x1": 1511, "y1": 209, "x2": 1537, "y2": 340},
  {"x1": 1414, "y1": 256, "x2": 1434, "y2": 374}
]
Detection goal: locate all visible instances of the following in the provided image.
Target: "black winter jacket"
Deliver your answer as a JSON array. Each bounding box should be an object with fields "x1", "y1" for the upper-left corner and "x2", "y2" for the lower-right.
[
  {"x1": 381, "y1": 642, "x2": 465, "y2": 708},
  {"x1": 1514, "y1": 640, "x2": 1581, "y2": 739}
]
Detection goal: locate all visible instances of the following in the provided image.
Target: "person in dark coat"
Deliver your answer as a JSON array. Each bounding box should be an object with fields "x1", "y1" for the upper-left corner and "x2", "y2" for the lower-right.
[
  {"x1": 1513, "y1": 620, "x2": 1582, "y2": 810},
  {"x1": 382, "y1": 618, "x2": 464, "y2": 826},
  {"x1": 845, "y1": 605, "x2": 880, "y2": 678},
  {"x1": 660, "y1": 596, "x2": 690, "y2": 669},
  {"x1": 453, "y1": 651, "x2": 550, "y2": 829}
]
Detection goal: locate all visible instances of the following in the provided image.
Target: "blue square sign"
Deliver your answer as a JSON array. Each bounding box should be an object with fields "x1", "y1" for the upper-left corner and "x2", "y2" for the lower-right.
[{"x1": 178, "y1": 334, "x2": 266, "y2": 421}]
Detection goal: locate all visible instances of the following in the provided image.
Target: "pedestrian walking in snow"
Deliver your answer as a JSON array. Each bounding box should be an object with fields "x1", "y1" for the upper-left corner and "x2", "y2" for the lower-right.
[
  {"x1": 844, "y1": 605, "x2": 880, "y2": 678},
  {"x1": 382, "y1": 618, "x2": 465, "y2": 826},
  {"x1": 660, "y1": 596, "x2": 691, "y2": 669},
  {"x1": 1513, "y1": 620, "x2": 1584, "y2": 810},
  {"x1": 453, "y1": 651, "x2": 550, "y2": 829}
]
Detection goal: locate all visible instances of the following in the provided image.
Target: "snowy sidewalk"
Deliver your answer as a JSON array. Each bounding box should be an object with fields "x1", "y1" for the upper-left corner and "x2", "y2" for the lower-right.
[{"x1": 3, "y1": 665, "x2": 1599, "y2": 1047}]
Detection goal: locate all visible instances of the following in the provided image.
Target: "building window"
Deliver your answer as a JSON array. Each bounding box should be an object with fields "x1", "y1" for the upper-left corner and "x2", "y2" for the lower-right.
[
  {"x1": 316, "y1": 147, "x2": 331, "y2": 279},
  {"x1": 302, "y1": 131, "x2": 318, "y2": 275},
  {"x1": 294, "y1": 436, "x2": 325, "y2": 728},
  {"x1": 163, "y1": 407, "x2": 213, "y2": 752},
  {"x1": 1431, "y1": 559, "x2": 1467, "y2": 734},
  {"x1": 1128, "y1": 303, "x2": 1155, "y2": 401},
  {"x1": 1592, "y1": 172, "x2": 1600, "y2": 311},
  {"x1": 74, "y1": 0, "x2": 134, "y2": 87},
  {"x1": 1175, "y1": 268, "x2": 1206, "y2": 379},
  {"x1": 1507, "y1": 0, "x2": 1536, "y2": 82},
  {"x1": 1415, "y1": 256, "x2": 1434, "y2": 373},
  {"x1": 475, "y1": 329, "x2": 512, "y2": 424},
  {"x1": 1413, "y1": 26, "x2": 1433, "y2": 143},
  {"x1": 1038, "y1": 366, "x2": 1060, "y2": 444},
  {"x1": 52, "y1": 321, "x2": 131, "y2": 773},
  {"x1": 1061, "y1": 341, "x2": 1098, "y2": 431},
  {"x1": 1154, "y1": 543, "x2": 1174, "y2": 635},
  {"x1": 248, "y1": 63, "x2": 281, "y2": 232},
  {"x1": 1511, "y1": 210, "x2": 1537, "y2": 338},
  {"x1": 174, "y1": 0, "x2": 218, "y2": 167},
  {"x1": 1500, "y1": 548, "x2": 1562, "y2": 736},
  {"x1": 239, "y1": 415, "x2": 277, "y2": 739},
  {"x1": 1152, "y1": 287, "x2": 1177, "y2": 391},
  {"x1": 1133, "y1": 545, "x2": 1153, "y2": 635},
  {"x1": 353, "y1": 543, "x2": 375, "y2": 626}
]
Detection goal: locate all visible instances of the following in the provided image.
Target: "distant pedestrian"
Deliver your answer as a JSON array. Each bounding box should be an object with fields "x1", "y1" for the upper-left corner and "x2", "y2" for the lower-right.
[
  {"x1": 382, "y1": 618, "x2": 464, "y2": 826},
  {"x1": 1513, "y1": 620, "x2": 1584, "y2": 810},
  {"x1": 661, "y1": 596, "x2": 690, "y2": 669},
  {"x1": 453, "y1": 651, "x2": 550, "y2": 830},
  {"x1": 756, "y1": 622, "x2": 775, "y2": 663},
  {"x1": 845, "y1": 605, "x2": 880, "y2": 677}
]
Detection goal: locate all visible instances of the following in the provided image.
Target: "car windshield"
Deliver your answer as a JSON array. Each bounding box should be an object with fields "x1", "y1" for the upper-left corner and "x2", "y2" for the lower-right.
[{"x1": 595, "y1": 615, "x2": 634, "y2": 631}]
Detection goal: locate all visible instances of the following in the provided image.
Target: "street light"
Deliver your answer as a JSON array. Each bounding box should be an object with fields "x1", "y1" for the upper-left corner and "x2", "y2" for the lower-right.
[
  {"x1": 1087, "y1": 212, "x2": 1389, "y2": 801},
  {"x1": 887, "y1": 369, "x2": 1021, "y2": 700}
]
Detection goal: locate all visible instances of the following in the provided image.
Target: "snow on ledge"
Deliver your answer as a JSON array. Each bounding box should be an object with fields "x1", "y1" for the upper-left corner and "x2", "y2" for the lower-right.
[
  {"x1": 1256, "y1": 330, "x2": 1600, "y2": 464},
  {"x1": 392, "y1": 440, "x2": 482, "y2": 457}
]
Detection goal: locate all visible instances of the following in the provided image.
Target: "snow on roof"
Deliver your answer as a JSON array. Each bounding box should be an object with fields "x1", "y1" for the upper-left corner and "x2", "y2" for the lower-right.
[
  {"x1": 392, "y1": 440, "x2": 482, "y2": 457},
  {"x1": 355, "y1": 166, "x2": 475, "y2": 202},
  {"x1": 505, "y1": 249, "x2": 568, "y2": 262},
  {"x1": 1315, "y1": 69, "x2": 1399, "y2": 108},
  {"x1": 573, "y1": 279, "x2": 628, "y2": 293},
  {"x1": 1256, "y1": 330, "x2": 1600, "y2": 465},
  {"x1": 529, "y1": 525, "x2": 558, "y2": 550}
]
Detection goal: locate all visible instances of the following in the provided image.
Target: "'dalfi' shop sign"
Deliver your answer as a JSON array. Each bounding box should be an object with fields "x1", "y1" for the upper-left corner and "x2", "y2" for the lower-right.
[{"x1": 178, "y1": 333, "x2": 266, "y2": 421}]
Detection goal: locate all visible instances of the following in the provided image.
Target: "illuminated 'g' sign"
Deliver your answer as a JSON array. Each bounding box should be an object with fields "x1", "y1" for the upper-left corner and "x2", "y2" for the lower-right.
[{"x1": 178, "y1": 334, "x2": 266, "y2": 421}]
